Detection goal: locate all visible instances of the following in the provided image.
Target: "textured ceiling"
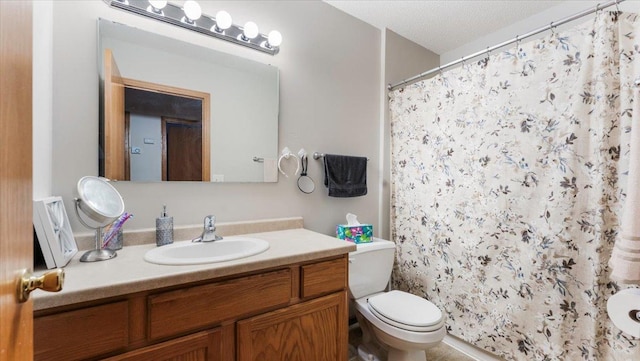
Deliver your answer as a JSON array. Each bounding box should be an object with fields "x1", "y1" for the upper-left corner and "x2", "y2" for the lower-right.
[{"x1": 324, "y1": 0, "x2": 566, "y2": 54}]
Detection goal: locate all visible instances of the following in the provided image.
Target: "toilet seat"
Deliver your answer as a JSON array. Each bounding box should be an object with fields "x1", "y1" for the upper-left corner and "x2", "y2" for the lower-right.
[{"x1": 367, "y1": 290, "x2": 444, "y2": 332}]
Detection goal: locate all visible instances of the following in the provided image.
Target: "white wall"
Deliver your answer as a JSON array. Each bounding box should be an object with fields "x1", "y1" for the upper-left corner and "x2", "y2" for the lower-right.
[{"x1": 42, "y1": 0, "x2": 381, "y2": 236}]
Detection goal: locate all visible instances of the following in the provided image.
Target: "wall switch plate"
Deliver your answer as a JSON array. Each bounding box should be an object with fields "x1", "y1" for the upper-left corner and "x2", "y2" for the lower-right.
[
  {"x1": 131, "y1": 147, "x2": 141, "y2": 154},
  {"x1": 143, "y1": 138, "x2": 155, "y2": 144}
]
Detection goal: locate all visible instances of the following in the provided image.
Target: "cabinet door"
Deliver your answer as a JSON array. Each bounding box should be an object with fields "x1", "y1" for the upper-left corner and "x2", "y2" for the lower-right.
[
  {"x1": 237, "y1": 292, "x2": 348, "y2": 361},
  {"x1": 103, "y1": 329, "x2": 222, "y2": 361}
]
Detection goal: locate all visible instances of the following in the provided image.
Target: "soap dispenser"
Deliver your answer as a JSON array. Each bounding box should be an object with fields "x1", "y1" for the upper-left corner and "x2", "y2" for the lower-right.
[{"x1": 156, "y1": 205, "x2": 173, "y2": 246}]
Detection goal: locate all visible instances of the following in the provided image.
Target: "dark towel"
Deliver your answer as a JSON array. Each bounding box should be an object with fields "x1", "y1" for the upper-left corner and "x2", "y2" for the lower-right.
[{"x1": 323, "y1": 154, "x2": 367, "y2": 197}]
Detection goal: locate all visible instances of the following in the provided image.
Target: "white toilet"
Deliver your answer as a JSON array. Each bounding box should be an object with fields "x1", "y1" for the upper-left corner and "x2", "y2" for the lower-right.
[{"x1": 349, "y1": 238, "x2": 446, "y2": 361}]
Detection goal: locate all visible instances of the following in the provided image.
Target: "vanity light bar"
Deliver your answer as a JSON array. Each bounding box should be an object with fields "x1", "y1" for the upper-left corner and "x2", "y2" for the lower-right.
[{"x1": 104, "y1": 0, "x2": 281, "y2": 55}]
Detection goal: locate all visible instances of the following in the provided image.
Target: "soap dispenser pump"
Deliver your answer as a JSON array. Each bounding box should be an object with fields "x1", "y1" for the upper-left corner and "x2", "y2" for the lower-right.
[{"x1": 156, "y1": 205, "x2": 173, "y2": 246}]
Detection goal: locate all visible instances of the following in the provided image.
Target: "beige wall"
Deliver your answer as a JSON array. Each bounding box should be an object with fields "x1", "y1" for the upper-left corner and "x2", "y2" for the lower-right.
[
  {"x1": 44, "y1": 0, "x2": 381, "y2": 237},
  {"x1": 380, "y1": 29, "x2": 439, "y2": 239}
]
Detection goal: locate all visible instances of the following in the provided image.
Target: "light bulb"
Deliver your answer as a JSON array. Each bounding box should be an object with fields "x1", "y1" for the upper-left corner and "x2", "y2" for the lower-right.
[
  {"x1": 148, "y1": 0, "x2": 167, "y2": 10},
  {"x1": 267, "y1": 30, "x2": 282, "y2": 47},
  {"x1": 147, "y1": 0, "x2": 166, "y2": 14},
  {"x1": 243, "y1": 21, "x2": 259, "y2": 40},
  {"x1": 183, "y1": 0, "x2": 202, "y2": 22},
  {"x1": 214, "y1": 10, "x2": 232, "y2": 31}
]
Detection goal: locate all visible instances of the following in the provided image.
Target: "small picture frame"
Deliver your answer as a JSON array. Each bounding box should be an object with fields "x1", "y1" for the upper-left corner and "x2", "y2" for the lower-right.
[{"x1": 33, "y1": 197, "x2": 77, "y2": 268}]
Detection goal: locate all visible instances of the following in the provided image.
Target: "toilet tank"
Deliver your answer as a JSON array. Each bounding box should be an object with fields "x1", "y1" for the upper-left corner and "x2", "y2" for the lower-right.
[{"x1": 348, "y1": 238, "x2": 396, "y2": 299}]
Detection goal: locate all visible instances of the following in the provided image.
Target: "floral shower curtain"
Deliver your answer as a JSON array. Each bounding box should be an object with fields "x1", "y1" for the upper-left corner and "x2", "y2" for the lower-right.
[{"x1": 389, "y1": 12, "x2": 639, "y2": 361}]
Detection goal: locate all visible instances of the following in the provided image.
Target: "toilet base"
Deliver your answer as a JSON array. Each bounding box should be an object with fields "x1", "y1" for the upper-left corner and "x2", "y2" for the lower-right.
[
  {"x1": 358, "y1": 343, "x2": 383, "y2": 361},
  {"x1": 387, "y1": 348, "x2": 426, "y2": 361},
  {"x1": 357, "y1": 343, "x2": 428, "y2": 361}
]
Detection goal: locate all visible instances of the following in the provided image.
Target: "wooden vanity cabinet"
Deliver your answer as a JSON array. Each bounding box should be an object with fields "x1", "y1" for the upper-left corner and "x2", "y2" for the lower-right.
[{"x1": 34, "y1": 255, "x2": 348, "y2": 361}]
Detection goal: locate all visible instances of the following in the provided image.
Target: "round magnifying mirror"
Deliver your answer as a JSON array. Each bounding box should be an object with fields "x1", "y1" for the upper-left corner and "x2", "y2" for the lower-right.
[
  {"x1": 297, "y1": 175, "x2": 315, "y2": 194},
  {"x1": 77, "y1": 176, "x2": 125, "y2": 226},
  {"x1": 75, "y1": 176, "x2": 125, "y2": 262},
  {"x1": 297, "y1": 155, "x2": 315, "y2": 194}
]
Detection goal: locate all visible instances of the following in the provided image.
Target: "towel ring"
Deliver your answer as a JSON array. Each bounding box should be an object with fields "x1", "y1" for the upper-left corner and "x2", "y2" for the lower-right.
[{"x1": 277, "y1": 147, "x2": 300, "y2": 178}]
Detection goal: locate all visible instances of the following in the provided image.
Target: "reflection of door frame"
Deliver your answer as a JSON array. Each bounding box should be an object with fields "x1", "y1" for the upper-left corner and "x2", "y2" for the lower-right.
[
  {"x1": 124, "y1": 112, "x2": 131, "y2": 180},
  {"x1": 121, "y1": 78, "x2": 211, "y2": 181},
  {"x1": 103, "y1": 49, "x2": 126, "y2": 180}
]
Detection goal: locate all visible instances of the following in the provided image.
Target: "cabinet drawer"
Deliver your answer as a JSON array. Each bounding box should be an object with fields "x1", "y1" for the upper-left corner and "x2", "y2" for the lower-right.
[
  {"x1": 103, "y1": 329, "x2": 222, "y2": 361},
  {"x1": 301, "y1": 257, "x2": 347, "y2": 299},
  {"x1": 34, "y1": 301, "x2": 129, "y2": 361},
  {"x1": 148, "y1": 268, "x2": 292, "y2": 340}
]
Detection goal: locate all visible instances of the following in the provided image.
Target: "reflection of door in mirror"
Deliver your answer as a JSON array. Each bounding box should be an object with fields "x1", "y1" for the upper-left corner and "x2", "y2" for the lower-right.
[
  {"x1": 162, "y1": 118, "x2": 202, "y2": 181},
  {"x1": 103, "y1": 49, "x2": 210, "y2": 181}
]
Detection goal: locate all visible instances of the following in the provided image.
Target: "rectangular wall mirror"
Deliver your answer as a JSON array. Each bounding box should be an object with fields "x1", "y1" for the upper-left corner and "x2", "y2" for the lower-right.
[{"x1": 98, "y1": 19, "x2": 279, "y2": 183}]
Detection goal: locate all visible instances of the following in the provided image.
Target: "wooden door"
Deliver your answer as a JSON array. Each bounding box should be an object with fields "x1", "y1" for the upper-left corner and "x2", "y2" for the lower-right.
[
  {"x1": 162, "y1": 118, "x2": 203, "y2": 181},
  {"x1": 0, "y1": 1, "x2": 34, "y2": 360},
  {"x1": 103, "y1": 48, "x2": 126, "y2": 180},
  {"x1": 237, "y1": 292, "x2": 348, "y2": 361}
]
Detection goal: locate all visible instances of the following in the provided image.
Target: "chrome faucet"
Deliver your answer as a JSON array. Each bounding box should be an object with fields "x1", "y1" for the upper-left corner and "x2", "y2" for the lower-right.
[{"x1": 192, "y1": 215, "x2": 223, "y2": 242}]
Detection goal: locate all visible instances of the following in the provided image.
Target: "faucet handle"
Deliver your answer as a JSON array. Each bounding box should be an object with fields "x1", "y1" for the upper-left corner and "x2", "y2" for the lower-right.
[
  {"x1": 204, "y1": 215, "x2": 216, "y2": 231},
  {"x1": 196, "y1": 215, "x2": 222, "y2": 242}
]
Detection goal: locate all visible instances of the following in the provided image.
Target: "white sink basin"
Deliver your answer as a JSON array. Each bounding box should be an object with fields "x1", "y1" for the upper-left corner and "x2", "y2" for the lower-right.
[{"x1": 144, "y1": 236, "x2": 270, "y2": 265}]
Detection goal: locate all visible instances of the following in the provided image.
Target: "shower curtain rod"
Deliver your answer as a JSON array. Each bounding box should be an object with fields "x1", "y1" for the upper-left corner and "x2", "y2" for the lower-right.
[{"x1": 388, "y1": 0, "x2": 624, "y2": 91}]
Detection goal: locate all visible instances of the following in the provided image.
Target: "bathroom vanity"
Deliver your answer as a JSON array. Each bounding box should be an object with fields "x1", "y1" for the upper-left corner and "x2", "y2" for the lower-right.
[{"x1": 33, "y1": 225, "x2": 355, "y2": 361}]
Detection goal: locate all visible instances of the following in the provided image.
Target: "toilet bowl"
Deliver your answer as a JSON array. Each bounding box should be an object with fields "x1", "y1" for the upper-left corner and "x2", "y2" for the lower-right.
[{"x1": 348, "y1": 238, "x2": 446, "y2": 361}]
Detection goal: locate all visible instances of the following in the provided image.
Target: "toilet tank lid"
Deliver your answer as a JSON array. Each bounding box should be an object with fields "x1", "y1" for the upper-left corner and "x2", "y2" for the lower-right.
[{"x1": 350, "y1": 238, "x2": 395, "y2": 254}]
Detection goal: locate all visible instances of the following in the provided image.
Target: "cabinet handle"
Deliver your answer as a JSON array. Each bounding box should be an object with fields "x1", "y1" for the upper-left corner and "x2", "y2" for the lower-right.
[{"x1": 16, "y1": 268, "x2": 64, "y2": 303}]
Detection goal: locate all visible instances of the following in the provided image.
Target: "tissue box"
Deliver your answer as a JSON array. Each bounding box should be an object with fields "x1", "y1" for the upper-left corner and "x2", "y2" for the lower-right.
[{"x1": 336, "y1": 224, "x2": 373, "y2": 243}]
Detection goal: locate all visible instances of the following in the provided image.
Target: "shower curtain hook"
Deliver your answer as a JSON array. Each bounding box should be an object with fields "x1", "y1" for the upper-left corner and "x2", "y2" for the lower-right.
[
  {"x1": 486, "y1": 46, "x2": 491, "y2": 57},
  {"x1": 550, "y1": 21, "x2": 556, "y2": 36},
  {"x1": 595, "y1": 3, "x2": 602, "y2": 15},
  {"x1": 615, "y1": 0, "x2": 620, "y2": 12}
]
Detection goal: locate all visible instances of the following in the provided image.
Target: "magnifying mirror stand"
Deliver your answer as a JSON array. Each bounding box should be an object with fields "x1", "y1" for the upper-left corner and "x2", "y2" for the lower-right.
[{"x1": 74, "y1": 199, "x2": 117, "y2": 262}]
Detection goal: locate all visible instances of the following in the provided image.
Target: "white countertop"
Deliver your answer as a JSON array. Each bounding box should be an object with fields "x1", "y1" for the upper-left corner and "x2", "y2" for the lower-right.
[{"x1": 33, "y1": 228, "x2": 356, "y2": 311}]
